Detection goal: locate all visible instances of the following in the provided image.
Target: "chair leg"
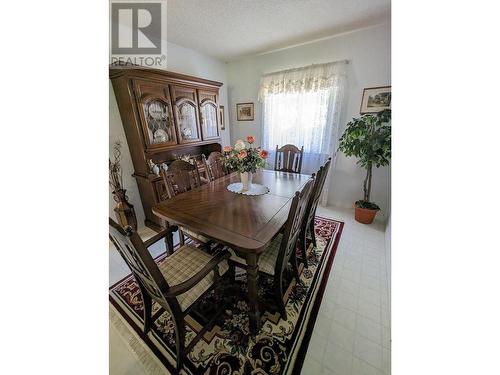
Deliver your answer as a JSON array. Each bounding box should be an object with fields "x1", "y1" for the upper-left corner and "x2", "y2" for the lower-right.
[
  {"x1": 229, "y1": 262, "x2": 236, "y2": 282},
  {"x1": 300, "y1": 228, "x2": 309, "y2": 268},
  {"x1": 142, "y1": 292, "x2": 152, "y2": 334},
  {"x1": 173, "y1": 315, "x2": 186, "y2": 373},
  {"x1": 274, "y1": 275, "x2": 287, "y2": 321},
  {"x1": 291, "y1": 253, "x2": 300, "y2": 281},
  {"x1": 309, "y1": 220, "x2": 317, "y2": 248},
  {"x1": 223, "y1": 263, "x2": 237, "y2": 305}
]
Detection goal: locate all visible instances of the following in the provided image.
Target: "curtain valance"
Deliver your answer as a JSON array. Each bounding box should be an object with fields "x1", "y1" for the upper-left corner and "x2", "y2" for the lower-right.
[{"x1": 258, "y1": 61, "x2": 348, "y2": 101}]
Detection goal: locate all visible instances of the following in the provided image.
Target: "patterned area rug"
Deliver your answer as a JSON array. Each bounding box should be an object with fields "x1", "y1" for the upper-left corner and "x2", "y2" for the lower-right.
[{"x1": 109, "y1": 216, "x2": 344, "y2": 375}]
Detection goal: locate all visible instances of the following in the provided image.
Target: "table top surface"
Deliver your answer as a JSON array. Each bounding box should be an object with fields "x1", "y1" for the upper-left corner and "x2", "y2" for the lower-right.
[{"x1": 152, "y1": 170, "x2": 311, "y2": 254}]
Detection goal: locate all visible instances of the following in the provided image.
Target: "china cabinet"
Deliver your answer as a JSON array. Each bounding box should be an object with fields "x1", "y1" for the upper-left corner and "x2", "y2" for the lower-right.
[{"x1": 110, "y1": 65, "x2": 223, "y2": 231}]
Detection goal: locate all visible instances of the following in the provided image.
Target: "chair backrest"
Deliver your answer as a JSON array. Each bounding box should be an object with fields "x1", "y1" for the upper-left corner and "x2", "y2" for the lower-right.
[
  {"x1": 204, "y1": 151, "x2": 228, "y2": 181},
  {"x1": 109, "y1": 218, "x2": 169, "y2": 303},
  {"x1": 303, "y1": 157, "x2": 332, "y2": 232},
  {"x1": 275, "y1": 178, "x2": 314, "y2": 275},
  {"x1": 161, "y1": 159, "x2": 202, "y2": 198},
  {"x1": 274, "y1": 144, "x2": 304, "y2": 174},
  {"x1": 207, "y1": 151, "x2": 223, "y2": 165}
]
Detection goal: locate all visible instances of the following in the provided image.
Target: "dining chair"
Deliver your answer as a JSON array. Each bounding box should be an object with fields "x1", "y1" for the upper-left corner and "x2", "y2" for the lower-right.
[
  {"x1": 188, "y1": 155, "x2": 211, "y2": 184},
  {"x1": 274, "y1": 144, "x2": 304, "y2": 174},
  {"x1": 109, "y1": 218, "x2": 233, "y2": 373},
  {"x1": 163, "y1": 159, "x2": 202, "y2": 198},
  {"x1": 161, "y1": 160, "x2": 210, "y2": 247},
  {"x1": 202, "y1": 151, "x2": 229, "y2": 181},
  {"x1": 299, "y1": 157, "x2": 332, "y2": 267},
  {"x1": 229, "y1": 178, "x2": 314, "y2": 320}
]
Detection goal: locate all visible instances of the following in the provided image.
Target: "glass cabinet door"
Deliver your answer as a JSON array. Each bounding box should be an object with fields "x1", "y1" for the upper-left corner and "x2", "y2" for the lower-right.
[
  {"x1": 133, "y1": 79, "x2": 177, "y2": 149},
  {"x1": 177, "y1": 100, "x2": 200, "y2": 142},
  {"x1": 143, "y1": 99, "x2": 176, "y2": 145},
  {"x1": 200, "y1": 101, "x2": 219, "y2": 139},
  {"x1": 170, "y1": 85, "x2": 202, "y2": 144}
]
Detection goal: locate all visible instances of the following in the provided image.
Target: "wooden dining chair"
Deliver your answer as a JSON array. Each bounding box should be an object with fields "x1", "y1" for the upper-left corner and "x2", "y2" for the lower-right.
[
  {"x1": 229, "y1": 178, "x2": 314, "y2": 320},
  {"x1": 161, "y1": 160, "x2": 210, "y2": 247},
  {"x1": 109, "y1": 218, "x2": 233, "y2": 373},
  {"x1": 274, "y1": 144, "x2": 304, "y2": 174},
  {"x1": 202, "y1": 151, "x2": 229, "y2": 181},
  {"x1": 299, "y1": 157, "x2": 332, "y2": 267},
  {"x1": 162, "y1": 159, "x2": 202, "y2": 198}
]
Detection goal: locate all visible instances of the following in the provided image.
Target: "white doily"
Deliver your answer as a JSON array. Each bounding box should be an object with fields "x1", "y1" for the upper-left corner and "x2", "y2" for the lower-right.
[{"x1": 227, "y1": 183, "x2": 270, "y2": 196}]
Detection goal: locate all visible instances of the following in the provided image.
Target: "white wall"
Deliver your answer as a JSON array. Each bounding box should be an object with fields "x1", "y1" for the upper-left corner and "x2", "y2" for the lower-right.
[
  {"x1": 385, "y1": 213, "x2": 391, "y2": 300},
  {"x1": 226, "y1": 23, "x2": 391, "y2": 217},
  {"x1": 109, "y1": 42, "x2": 232, "y2": 227}
]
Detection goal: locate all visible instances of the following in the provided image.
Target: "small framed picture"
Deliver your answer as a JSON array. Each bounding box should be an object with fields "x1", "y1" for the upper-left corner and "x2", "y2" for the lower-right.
[
  {"x1": 219, "y1": 105, "x2": 225, "y2": 130},
  {"x1": 360, "y1": 86, "x2": 391, "y2": 114},
  {"x1": 236, "y1": 102, "x2": 254, "y2": 121}
]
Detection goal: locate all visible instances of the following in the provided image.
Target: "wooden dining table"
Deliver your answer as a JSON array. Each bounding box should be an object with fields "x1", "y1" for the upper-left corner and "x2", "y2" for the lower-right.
[{"x1": 152, "y1": 169, "x2": 311, "y2": 334}]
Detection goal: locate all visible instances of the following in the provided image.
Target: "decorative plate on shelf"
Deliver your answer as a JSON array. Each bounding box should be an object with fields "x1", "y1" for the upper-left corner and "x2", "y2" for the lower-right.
[
  {"x1": 154, "y1": 129, "x2": 168, "y2": 143},
  {"x1": 148, "y1": 101, "x2": 167, "y2": 120},
  {"x1": 181, "y1": 127, "x2": 193, "y2": 139},
  {"x1": 227, "y1": 183, "x2": 269, "y2": 196}
]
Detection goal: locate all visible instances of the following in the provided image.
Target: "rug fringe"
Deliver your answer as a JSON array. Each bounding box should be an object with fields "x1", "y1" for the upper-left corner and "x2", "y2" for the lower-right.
[{"x1": 109, "y1": 305, "x2": 170, "y2": 375}]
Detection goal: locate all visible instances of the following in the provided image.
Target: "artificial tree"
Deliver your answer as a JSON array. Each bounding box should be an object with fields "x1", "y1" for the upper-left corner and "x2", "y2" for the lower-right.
[{"x1": 338, "y1": 109, "x2": 391, "y2": 222}]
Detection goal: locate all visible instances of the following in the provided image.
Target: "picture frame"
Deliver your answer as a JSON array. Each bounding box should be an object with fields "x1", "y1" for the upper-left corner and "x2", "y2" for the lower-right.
[
  {"x1": 219, "y1": 105, "x2": 225, "y2": 130},
  {"x1": 236, "y1": 102, "x2": 254, "y2": 121},
  {"x1": 360, "y1": 86, "x2": 391, "y2": 114}
]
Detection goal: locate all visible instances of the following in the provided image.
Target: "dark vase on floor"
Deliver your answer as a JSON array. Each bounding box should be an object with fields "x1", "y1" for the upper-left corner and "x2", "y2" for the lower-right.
[{"x1": 113, "y1": 189, "x2": 137, "y2": 231}]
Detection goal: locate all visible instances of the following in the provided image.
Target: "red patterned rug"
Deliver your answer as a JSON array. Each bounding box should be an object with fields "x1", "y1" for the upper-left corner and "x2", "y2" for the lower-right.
[{"x1": 109, "y1": 216, "x2": 344, "y2": 374}]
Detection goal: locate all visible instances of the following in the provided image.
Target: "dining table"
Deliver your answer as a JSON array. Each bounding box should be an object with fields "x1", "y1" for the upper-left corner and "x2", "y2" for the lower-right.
[{"x1": 152, "y1": 169, "x2": 311, "y2": 334}]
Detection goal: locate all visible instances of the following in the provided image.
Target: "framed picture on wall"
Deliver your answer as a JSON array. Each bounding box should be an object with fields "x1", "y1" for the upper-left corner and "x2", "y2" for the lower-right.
[
  {"x1": 360, "y1": 86, "x2": 391, "y2": 114},
  {"x1": 236, "y1": 102, "x2": 254, "y2": 121},
  {"x1": 219, "y1": 105, "x2": 225, "y2": 130}
]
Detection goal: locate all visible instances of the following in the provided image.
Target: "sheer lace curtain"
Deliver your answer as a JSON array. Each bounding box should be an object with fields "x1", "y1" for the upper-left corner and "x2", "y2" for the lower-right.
[{"x1": 258, "y1": 61, "x2": 347, "y2": 205}]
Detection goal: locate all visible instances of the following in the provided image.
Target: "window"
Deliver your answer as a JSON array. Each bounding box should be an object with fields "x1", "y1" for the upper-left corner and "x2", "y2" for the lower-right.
[
  {"x1": 258, "y1": 61, "x2": 347, "y2": 205},
  {"x1": 259, "y1": 61, "x2": 347, "y2": 176},
  {"x1": 262, "y1": 88, "x2": 333, "y2": 155}
]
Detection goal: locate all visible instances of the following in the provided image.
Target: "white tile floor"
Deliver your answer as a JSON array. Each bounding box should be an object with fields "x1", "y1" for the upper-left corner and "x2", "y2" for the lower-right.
[{"x1": 109, "y1": 206, "x2": 391, "y2": 375}]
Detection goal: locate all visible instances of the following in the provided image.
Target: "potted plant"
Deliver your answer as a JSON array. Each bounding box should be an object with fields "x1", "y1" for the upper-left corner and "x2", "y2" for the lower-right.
[
  {"x1": 223, "y1": 136, "x2": 269, "y2": 191},
  {"x1": 338, "y1": 109, "x2": 391, "y2": 224},
  {"x1": 109, "y1": 141, "x2": 138, "y2": 230}
]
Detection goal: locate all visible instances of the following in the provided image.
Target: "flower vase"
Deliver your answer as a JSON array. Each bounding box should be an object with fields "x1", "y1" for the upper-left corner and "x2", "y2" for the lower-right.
[
  {"x1": 113, "y1": 189, "x2": 138, "y2": 231},
  {"x1": 240, "y1": 172, "x2": 253, "y2": 192}
]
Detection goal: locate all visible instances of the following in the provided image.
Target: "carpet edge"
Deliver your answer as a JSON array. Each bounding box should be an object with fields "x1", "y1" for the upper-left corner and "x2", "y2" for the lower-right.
[
  {"x1": 290, "y1": 220, "x2": 345, "y2": 375},
  {"x1": 110, "y1": 305, "x2": 168, "y2": 375}
]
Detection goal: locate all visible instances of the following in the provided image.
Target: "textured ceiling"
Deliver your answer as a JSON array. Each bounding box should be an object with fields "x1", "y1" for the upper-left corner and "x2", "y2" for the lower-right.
[{"x1": 167, "y1": 0, "x2": 391, "y2": 61}]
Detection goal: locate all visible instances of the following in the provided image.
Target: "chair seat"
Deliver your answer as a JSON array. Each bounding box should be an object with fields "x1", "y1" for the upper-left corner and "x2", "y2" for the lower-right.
[
  {"x1": 158, "y1": 245, "x2": 229, "y2": 311},
  {"x1": 230, "y1": 234, "x2": 283, "y2": 276},
  {"x1": 181, "y1": 226, "x2": 210, "y2": 244}
]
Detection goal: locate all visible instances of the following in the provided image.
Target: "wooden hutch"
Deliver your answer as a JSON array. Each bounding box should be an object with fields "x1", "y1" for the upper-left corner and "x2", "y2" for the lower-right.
[{"x1": 110, "y1": 66, "x2": 223, "y2": 231}]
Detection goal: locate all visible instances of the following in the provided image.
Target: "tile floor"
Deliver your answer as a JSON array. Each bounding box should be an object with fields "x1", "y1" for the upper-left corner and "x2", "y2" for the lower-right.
[{"x1": 109, "y1": 206, "x2": 391, "y2": 375}]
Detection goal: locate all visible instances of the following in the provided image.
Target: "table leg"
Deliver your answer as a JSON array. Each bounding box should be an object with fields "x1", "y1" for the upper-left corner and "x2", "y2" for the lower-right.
[
  {"x1": 165, "y1": 231, "x2": 174, "y2": 256},
  {"x1": 164, "y1": 223, "x2": 175, "y2": 256},
  {"x1": 246, "y1": 253, "x2": 261, "y2": 335}
]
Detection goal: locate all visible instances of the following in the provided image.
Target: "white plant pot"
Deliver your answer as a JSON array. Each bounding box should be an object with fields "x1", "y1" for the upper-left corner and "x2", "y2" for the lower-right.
[{"x1": 240, "y1": 172, "x2": 253, "y2": 191}]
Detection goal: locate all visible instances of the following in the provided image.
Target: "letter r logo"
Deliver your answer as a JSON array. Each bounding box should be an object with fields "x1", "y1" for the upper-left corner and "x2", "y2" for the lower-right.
[{"x1": 111, "y1": 3, "x2": 161, "y2": 54}]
